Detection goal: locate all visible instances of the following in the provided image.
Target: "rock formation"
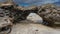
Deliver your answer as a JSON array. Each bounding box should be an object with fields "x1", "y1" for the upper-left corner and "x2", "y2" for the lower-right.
[
  {"x1": 38, "y1": 4, "x2": 60, "y2": 26},
  {"x1": 0, "y1": 0, "x2": 60, "y2": 26}
]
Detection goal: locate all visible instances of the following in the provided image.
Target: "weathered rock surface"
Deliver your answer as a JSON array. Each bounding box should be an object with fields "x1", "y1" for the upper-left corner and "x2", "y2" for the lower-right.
[{"x1": 38, "y1": 4, "x2": 60, "y2": 25}]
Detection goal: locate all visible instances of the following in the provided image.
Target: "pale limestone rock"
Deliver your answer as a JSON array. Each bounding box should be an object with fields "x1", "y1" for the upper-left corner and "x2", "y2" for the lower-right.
[{"x1": 27, "y1": 13, "x2": 43, "y2": 23}]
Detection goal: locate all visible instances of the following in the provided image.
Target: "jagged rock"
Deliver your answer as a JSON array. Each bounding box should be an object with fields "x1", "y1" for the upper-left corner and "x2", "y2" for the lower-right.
[
  {"x1": 38, "y1": 4, "x2": 60, "y2": 26},
  {"x1": 0, "y1": 8, "x2": 12, "y2": 34}
]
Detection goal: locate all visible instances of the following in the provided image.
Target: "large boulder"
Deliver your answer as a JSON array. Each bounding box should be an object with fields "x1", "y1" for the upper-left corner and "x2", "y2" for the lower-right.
[{"x1": 27, "y1": 13, "x2": 43, "y2": 23}]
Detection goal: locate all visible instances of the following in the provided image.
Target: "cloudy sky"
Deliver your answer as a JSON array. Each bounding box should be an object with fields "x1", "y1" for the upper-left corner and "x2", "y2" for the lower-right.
[
  {"x1": 13, "y1": 0, "x2": 60, "y2": 7},
  {"x1": 0, "y1": 0, "x2": 60, "y2": 7}
]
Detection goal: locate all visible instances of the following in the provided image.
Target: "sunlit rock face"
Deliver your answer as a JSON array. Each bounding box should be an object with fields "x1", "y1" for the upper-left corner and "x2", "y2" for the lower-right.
[{"x1": 27, "y1": 13, "x2": 43, "y2": 23}]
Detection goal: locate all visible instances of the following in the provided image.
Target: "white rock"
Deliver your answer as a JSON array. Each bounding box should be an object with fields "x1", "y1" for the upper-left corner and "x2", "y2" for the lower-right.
[{"x1": 27, "y1": 13, "x2": 43, "y2": 23}]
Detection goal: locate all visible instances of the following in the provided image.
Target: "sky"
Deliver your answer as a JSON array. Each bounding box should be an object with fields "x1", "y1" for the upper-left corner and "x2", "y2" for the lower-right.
[
  {"x1": 0, "y1": 0, "x2": 60, "y2": 7},
  {"x1": 13, "y1": 0, "x2": 60, "y2": 7}
]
